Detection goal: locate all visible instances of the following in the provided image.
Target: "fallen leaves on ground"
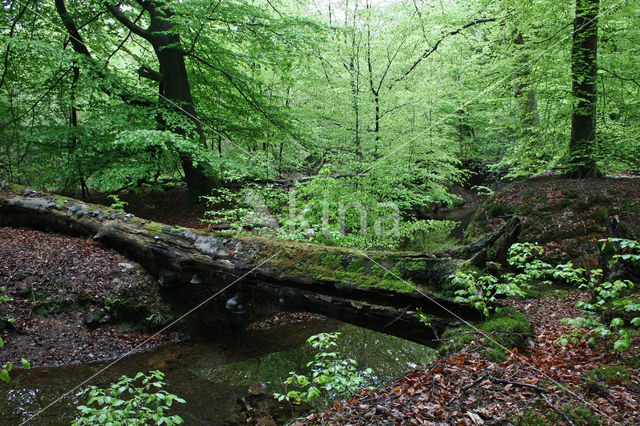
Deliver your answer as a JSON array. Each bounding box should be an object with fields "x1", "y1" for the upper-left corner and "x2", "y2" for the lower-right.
[
  {"x1": 0, "y1": 227, "x2": 181, "y2": 367},
  {"x1": 296, "y1": 296, "x2": 640, "y2": 425}
]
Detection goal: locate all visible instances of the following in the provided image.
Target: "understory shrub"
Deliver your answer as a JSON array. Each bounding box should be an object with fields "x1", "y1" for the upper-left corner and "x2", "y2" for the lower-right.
[
  {"x1": 203, "y1": 180, "x2": 457, "y2": 250},
  {"x1": 72, "y1": 370, "x2": 185, "y2": 425},
  {"x1": 273, "y1": 332, "x2": 373, "y2": 404},
  {"x1": 559, "y1": 238, "x2": 640, "y2": 352}
]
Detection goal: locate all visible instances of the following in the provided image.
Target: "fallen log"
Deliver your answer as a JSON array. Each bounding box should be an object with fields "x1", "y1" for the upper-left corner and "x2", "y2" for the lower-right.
[{"x1": 0, "y1": 183, "x2": 520, "y2": 342}]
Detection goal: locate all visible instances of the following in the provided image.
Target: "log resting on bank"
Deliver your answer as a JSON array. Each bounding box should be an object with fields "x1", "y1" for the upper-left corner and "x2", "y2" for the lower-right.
[{"x1": 0, "y1": 183, "x2": 521, "y2": 345}]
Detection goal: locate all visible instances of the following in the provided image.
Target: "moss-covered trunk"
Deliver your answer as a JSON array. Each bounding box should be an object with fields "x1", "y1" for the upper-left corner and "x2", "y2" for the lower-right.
[{"x1": 0, "y1": 183, "x2": 521, "y2": 343}]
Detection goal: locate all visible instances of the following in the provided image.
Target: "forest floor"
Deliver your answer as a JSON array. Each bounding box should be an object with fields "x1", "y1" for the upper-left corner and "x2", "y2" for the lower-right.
[
  {"x1": 466, "y1": 176, "x2": 640, "y2": 260},
  {"x1": 0, "y1": 227, "x2": 183, "y2": 367},
  {"x1": 296, "y1": 294, "x2": 640, "y2": 425}
]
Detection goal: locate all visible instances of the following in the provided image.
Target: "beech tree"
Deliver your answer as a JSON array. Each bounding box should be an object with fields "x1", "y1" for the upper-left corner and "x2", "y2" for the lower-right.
[{"x1": 568, "y1": 0, "x2": 601, "y2": 178}]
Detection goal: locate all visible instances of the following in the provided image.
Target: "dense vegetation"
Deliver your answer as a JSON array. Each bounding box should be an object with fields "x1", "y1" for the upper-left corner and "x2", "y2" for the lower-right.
[{"x1": 1, "y1": 0, "x2": 638, "y2": 204}]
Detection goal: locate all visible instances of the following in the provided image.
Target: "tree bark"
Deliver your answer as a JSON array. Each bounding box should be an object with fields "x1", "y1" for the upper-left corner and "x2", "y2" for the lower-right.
[
  {"x1": 568, "y1": 0, "x2": 601, "y2": 178},
  {"x1": 0, "y1": 184, "x2": 526, "y2": 342},
  {"x1": 105, "y1": 1, "x2": 219, "y2": 201}
]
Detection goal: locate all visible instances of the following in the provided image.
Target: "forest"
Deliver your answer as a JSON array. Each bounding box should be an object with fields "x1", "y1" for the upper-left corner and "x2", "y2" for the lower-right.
[{"x1": 0, "y1": 0, "x2": 639, "y2": 424}]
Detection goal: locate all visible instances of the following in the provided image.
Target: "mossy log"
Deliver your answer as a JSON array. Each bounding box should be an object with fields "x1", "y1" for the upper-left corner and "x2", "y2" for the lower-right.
[{"x1": 0, "y1": 183, "x2": 521, "y2": 343}]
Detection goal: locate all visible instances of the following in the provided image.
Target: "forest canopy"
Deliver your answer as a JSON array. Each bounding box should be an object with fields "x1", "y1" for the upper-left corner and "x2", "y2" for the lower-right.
[{"x1": 1, "y1": 0, "x2": 638, "y2": 200}]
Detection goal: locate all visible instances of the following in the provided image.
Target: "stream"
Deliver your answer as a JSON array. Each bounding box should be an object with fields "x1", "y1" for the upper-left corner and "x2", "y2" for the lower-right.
[{"x1": 1, "y1": 318, "x2": 436, "y2": 425}]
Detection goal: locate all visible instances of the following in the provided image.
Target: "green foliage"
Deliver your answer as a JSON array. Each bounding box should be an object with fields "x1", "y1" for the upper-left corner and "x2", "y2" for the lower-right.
[
  {"x1": 2, "y1": 0, "x2": 640, "y2": 198},
  {"x1": 452, "y1": 270, "x2": 525, "y2": 318},
  {"x1": 204, "y1": 180, "x2": 458, "y2": 250},
  {"x1": 72, "y1": 370, "x2": 185, "y2": 425},
  {"x1": 503, "y1": 243, "x2": 554, "y2": 291},
  {"x1": 559, "y1": 239, "x2": 640, "y2": 352},
  {"x1": 273, "y1": 332, "x2": 372, "y2": 404},
  {"x1": 107, "y1": 195, "x2": 128, "y2": 212},
  {"x1": 606, "y1": 238, "x2": 640, "y2": 263},
  {"x1": 0, "y1": 285, "x2": 29, "y2": 384}
]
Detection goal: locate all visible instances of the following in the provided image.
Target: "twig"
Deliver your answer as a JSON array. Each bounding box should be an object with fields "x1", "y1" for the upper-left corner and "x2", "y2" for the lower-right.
[
  {"x1": 489, "y1": 376, "x2": 550, "y2": 393},
  {"x1": 446, "y1": 373, "x2": 489, "y2": 407},
  {"x1": 463, "y1": 374, "x2": 488, "y2": 391},
  {"x1": 383, "y1": 305, "x2": 411, "y2": 328},
  {"x1": 541, "y1": 392, "x2": 575, "y2": 426}
]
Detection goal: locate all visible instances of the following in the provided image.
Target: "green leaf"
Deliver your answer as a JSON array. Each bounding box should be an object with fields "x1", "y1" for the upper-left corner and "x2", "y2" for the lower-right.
[
  {"x1": 21, "y1": 358, "x2": 31, "y2": 369},
  {"x1": 0, "y1": 369, "x2": 10, "y2": 384},
  {"x1": 613, "y1": 339, "x2": 630, "y2": 351},
  {"x1": 610, "y1": 318, "x2": 624, "y2": 327}
]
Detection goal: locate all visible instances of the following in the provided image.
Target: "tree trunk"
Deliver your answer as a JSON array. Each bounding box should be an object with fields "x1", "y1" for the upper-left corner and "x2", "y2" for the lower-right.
[
  {"x1": 568, "y1": 0, "x2": 601, "y2": 178},
  {"x1": 513, "y1": 33, "x2": 540, "y2": 143},
  {"x1": 105, "y1": 1, "x2": 219, "y2": 202},
  {"x1": 152, "y1": 24, "x2": 218, "y2": 202},
  {"x1": 0, "y1": 184, "x2": 525, "y2": 343}
]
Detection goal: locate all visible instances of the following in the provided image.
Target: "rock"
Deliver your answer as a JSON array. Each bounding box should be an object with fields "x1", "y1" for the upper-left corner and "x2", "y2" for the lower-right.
[{"x1": 118, "y1": 262, "x2": 135, "y2": 269}]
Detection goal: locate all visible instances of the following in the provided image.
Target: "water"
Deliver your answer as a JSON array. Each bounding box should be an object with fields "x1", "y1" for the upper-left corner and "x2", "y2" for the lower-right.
[{"x1": 0, "y1": 318, "x2": 436, "y2": 425}]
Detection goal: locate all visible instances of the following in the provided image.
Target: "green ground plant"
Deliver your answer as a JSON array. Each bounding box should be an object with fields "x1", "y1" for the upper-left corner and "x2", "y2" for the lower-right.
[
  {"x1": 273, "y1": 332, "x2": 373, "y2": 404},
  {"x1": 72, "y1": 370, "x2": 185, "y2": 425},
  {"x1": 0, "y1": 286, "x2": 30, "y2": 384},
  {"x1": 559, "y1": 238, "x2": 640, "y2": 352},
  {"x1": 452, "y1": 270, "x2": 525, "y2": 318},
  {"x1": 452, "y1": 243, "x2": 556, "y2": 318}
]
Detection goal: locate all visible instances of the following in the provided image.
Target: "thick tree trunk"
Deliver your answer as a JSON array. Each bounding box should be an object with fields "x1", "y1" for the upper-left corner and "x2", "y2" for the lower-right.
[
  {"x1": 105, "y1": 1, "x2": 218, "y2": 202},
  {"x1": 568, "y1": 0, "x2": 601, "y2": 178},
  {"x1": 0, "y1": 184, "x2": 523, "y2": 343},
  {"x1": 152, "y1": 31, "x2": 218, "y2": 202}
]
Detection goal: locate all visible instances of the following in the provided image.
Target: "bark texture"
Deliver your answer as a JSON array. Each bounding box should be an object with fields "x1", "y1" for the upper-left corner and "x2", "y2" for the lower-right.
[
  {"x1": 0, "y1": 183, "x2": 521, "y2": 344},
  {"x1": 568, "y1": 0, "x2": 601, "y2": 178}
]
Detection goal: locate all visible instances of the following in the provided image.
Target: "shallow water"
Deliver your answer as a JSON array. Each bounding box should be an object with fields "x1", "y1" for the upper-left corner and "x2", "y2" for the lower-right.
[{"x1": 1, "y1": 318, "x2": 436, "y2": 425}]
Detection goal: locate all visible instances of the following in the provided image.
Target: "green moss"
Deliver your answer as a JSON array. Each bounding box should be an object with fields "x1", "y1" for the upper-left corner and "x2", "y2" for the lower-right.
[
  {"x1": 535, "y1": 193, "x2": 548, "y2": 204},
  {"x1": 565, "y1": 186, "x2": 580, "y2": 199},
  {"x1": 142, "y1": 221, "x2": 165, "y2": 234},
  {"x1": 256, "y1": 239, "x2": 420, "y2": 294},
  {"x1": 514, "y1": 406, "x2": 601, "y2": 426},
  {"x1": 522, "y1": 188, "x2": 537, "y2": 204},
  {"x1": 584, "y1": 365, "x2": 631, "y2": 385},
  {"x1": 623, "y1": 199, "x2": 638, "y2": 213},
  {"x1": 439, "y1": 308, "x2": 532, "y2": 360},
  {"x1": 484, "y1": 199, "x2": 516, "y2": 217}
]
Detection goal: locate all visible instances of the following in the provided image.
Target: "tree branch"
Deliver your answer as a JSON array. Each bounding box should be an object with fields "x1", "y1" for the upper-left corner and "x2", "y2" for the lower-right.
[
  {"x1": 55, "y1": 0, "x2": 91, "y2": 56},
  {"x1": 399, "y1": 17, "x2": 497, "y2": 81},
  {"x1": 138, "y1": 65, "x2": 162, "y2": 82},
  {"x1": 104, "y1": 2, "x2": 151, "y2": 39},
  {"x1": 599, "y1": 66, "x2": 640, "y2": 89}
]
